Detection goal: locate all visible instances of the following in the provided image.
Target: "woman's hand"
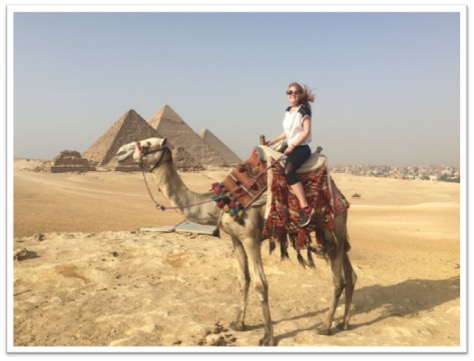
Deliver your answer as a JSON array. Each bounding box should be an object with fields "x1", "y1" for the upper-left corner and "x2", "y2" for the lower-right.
[
  {"x1": 284, "y1": 143, "x2": 295, "y2": 155},
  {"x1": 267, "y1": 131, "x2": 286, "y2": 147}
]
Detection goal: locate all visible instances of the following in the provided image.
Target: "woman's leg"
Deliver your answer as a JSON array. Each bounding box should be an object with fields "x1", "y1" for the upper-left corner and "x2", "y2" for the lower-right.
[
  {"x1": 290, "y1": 181, "x2": 308, "y2": 208},
  {"x1": 284, "y1": 146, "x2": 315, "y2": 227}
]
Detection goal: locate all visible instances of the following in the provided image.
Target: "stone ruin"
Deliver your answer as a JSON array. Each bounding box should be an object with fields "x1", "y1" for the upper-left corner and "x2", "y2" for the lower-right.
[{"x1": 51, "y1": 150, "x2": 96, "y2": 173}]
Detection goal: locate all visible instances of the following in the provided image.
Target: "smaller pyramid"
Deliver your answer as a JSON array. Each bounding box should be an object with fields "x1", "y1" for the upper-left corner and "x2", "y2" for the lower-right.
[
  {"x1": 51, "y1": 150, "x2": 95, "y2": 173},
  {"x1": 148, "y1": 105, "x2": 228, "y2": 167},
  {"x1": 83, "y1": 109, "x2": 157, "y2": 166},
  {"x1": 199, "y1": 129, "x2": 242, "y2": 166}
]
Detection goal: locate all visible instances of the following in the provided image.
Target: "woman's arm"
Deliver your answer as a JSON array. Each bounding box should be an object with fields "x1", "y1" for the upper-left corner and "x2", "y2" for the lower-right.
[{"x1": 267, "y1": 131, "x2": 286, "y2": 146}]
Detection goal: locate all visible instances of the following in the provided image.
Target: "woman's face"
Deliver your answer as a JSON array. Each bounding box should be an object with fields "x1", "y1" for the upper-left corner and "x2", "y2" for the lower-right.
[{"x1": 286, "y1": 86, "x2": 302, "y2": 106}]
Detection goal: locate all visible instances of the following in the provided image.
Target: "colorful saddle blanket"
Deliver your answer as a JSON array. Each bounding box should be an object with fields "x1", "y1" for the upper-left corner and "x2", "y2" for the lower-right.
[{"x1": 263, "y1": 162, "x2": 350, "y2": 254}]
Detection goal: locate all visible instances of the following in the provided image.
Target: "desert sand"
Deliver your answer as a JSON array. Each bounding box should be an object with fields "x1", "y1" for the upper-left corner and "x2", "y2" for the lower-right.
[{"x1": 11, "y1": 159, "x2": 462, "y2": 351}]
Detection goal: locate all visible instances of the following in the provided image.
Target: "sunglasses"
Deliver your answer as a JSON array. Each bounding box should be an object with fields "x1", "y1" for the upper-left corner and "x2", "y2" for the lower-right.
[{"x1": 286, "y1": 90, "x2": 302, "y2": 96}]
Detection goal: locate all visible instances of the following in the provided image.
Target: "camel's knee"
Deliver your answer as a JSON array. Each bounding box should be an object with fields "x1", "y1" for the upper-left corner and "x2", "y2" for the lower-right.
[
  {"x1": 240, "y1": 272, "x2": 251, "y2": 285},
  {"x1": 255, "y1": 283, "x2": 268, "y2": 297},
  {"x1": 332, "y1": 280, "x2": 345, "y2": 298},
  {"x1": 254, "y1": 282, "x2": 269, "y2": 302}
]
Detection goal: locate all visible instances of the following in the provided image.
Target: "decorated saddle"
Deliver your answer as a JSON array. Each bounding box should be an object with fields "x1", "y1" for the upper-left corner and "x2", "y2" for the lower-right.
[{"x1": 212, "y1": 145, "x2": 350, "y2": 264}]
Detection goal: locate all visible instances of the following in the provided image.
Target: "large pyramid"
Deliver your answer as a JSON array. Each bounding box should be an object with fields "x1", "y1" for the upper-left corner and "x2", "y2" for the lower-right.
[
  {"x1": 199, "y1": 129, "x2": 242, "y2": 166},
  {"x1": 83, "y1": 109, "x2": 157, "y2": 166},
  {"x1": 148, "y1": 104, "x2": 228, "y2": 167}
]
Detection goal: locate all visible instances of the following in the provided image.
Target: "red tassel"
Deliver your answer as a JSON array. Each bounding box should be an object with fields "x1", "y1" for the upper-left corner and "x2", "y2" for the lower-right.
[
  {"x1": 297, "y1": 229, "x2": 307, "y2": 249},
  {"x1": 276, "y1": 226, "x2": 286, "y2": 244}
]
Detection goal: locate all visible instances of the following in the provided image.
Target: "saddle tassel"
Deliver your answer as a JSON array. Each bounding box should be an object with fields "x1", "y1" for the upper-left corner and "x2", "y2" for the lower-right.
[
  {"x1": 297, "y1": 228, "x2": 307, "y2": 250},
  {"x1": 306, "y1": 233, "x2": 315, "y2": 268}
]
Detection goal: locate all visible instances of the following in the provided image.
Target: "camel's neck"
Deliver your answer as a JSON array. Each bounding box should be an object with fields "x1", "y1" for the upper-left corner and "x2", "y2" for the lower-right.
[{"x1": 151, "y1": 162, "x2": 220, "y2": 225}]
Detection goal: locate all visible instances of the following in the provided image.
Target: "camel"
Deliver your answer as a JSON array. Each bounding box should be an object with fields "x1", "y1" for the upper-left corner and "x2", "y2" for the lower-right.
[{"x1": 116, "y1": 137, "x2": 356, "y2": 346}]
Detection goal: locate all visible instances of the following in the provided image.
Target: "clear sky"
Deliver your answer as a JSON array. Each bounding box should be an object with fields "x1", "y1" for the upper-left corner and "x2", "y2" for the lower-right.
[{"x1": 11, "y1": 5, "x2": 463, "y2": 166}]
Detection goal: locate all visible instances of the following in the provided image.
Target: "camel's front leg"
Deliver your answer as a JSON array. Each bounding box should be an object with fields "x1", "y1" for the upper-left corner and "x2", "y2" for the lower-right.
[
  {"x1": 243, "y1": 238, "x2": 275, "y2": 346},
  {"x1": 229, "y1": 236, "x2": 250, "y2": 332}
]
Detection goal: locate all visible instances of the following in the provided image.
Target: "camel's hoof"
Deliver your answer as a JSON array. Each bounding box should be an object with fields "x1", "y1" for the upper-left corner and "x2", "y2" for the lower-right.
[
  {"x1": 317, "y1": 328, "x2": 331, "y2": 336},
  {"x1": 259, "y1": 336, "x2": 276, "y2": 346},
  {"x1": 336, "y1": 322, "x2": 349, "y2": 331},
  {"x1": 230, "y1": 321, "x2": 247, "y2": 332}
]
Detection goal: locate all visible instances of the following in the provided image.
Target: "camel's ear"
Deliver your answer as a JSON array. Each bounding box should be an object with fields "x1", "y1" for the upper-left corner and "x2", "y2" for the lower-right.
[{"x1": 161, "y1": 137, "x2": 167, "y2": 147}]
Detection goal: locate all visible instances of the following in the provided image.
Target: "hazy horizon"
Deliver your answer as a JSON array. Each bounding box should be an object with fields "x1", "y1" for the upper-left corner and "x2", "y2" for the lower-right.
[{"x1": 11, "y1": 7, "x2": 464, "y2": 166}]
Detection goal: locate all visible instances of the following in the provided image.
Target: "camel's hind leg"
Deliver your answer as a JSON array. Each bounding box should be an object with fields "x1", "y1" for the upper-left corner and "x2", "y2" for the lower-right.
[
  {"x1": 337, "y1": 251, "x2": 357, "y2": 331},
  {"x1": 319, "y1": 248, "x2": 345, "y2": 335},
  {"x1": 319, "y1": 214, "x2": 352, "y2": 335},
  {"x1": 229, "y1": 236, "x2": 250, "y2": 332}
]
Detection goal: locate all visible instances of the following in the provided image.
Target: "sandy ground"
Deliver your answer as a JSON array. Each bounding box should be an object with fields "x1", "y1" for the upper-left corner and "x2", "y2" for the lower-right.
[{"x1": 11, "y1": 159, "x2": 463, "y2": 351}]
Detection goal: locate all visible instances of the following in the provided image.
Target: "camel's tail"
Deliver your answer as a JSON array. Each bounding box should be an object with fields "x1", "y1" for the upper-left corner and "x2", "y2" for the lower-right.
[
  {"x1": 343, "y1": 247, "x2": 357, "y2": 289},
  {"x1": 344, "y1": 234, "x2": 352, "y2": 252}
]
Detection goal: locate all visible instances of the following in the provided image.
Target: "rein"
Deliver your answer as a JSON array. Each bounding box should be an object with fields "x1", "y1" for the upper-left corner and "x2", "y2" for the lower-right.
[
  {"x1": 137, "y1": 142, "x2": 168, "y2": 211},
  {"x1": 137, "y1": 141, "x2": 284, "y2": 212}
]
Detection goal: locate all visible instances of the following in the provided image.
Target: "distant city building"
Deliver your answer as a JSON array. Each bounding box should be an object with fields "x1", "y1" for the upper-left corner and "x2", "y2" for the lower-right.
[{"x1": 330, "y1": 164, "x2": 460, "y2": 183}]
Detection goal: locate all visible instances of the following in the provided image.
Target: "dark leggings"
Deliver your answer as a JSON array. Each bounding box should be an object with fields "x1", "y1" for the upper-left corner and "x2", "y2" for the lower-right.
[{"x1": 284, "y1": 145, "x2": 311, "y2": 185}]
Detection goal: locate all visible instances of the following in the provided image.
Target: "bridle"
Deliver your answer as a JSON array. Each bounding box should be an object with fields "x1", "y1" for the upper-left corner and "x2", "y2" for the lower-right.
[
  {"x1": 136, "y1": 141, "x2": 168, "y2": 173},
  {"x1": 135, "y1": 141, "x2": 170, "y2": 211}
]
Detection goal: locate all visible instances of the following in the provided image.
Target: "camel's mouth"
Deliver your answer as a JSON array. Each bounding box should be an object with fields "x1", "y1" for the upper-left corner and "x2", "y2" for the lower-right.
[{"x1": 116, "y1": 147, "x2": 135, "y2": 163}]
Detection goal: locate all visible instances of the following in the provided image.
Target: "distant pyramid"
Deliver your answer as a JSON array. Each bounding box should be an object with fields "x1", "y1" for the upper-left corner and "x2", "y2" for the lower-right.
[
  {"x1": 199, "y1": 129, "x2": 242, "y2": 166},
  {"x1": 148, "y1": 104, "x2": 184, "y2": 127},
  {"x1": 83, "y1": 109, "x2": 157, "y2": 166},
  {"x1": 148, "y1": 104, "x2": 228, "y2": 167}
]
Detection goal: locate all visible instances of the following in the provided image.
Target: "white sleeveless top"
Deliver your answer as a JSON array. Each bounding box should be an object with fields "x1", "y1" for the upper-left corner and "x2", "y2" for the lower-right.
[{"x1": 282, "y1": 104, "x2": 312, "y2": 146}]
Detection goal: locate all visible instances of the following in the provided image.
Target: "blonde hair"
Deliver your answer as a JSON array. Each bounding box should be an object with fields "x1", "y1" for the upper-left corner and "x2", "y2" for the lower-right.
[{"x1": 288, "y1": 82, "x2": 315, "y2": 109}]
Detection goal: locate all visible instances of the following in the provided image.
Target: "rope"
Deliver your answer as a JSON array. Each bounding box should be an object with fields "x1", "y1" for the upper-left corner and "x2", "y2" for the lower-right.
[
  {"x1": 141, "y1": 154, "x2": 285, "y2": 211},
  {"x1": 140, "y1": 165, "x2": 166, "y2": 211}
]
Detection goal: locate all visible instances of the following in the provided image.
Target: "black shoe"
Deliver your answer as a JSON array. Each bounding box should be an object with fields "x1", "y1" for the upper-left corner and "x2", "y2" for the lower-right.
[{"x1": 298, "y1": 206, "x2": 315, "y2": 227}]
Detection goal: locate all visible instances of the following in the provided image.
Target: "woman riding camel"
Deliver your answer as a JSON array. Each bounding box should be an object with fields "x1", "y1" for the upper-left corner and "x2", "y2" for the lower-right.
[{"x1": 267, "y1": 82, "x2": 316, "y2": 227}]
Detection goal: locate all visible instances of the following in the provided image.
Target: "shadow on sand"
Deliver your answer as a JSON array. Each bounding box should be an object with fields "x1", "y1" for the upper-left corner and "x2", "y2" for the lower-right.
[{"x1": 273, "y1": 276, "x2": 460, "y2": 344}]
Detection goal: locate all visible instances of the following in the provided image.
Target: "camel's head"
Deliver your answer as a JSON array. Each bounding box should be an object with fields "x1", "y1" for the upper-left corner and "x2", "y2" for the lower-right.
[{"x1": 116, "y1": 137, "x2": 170, "y2": 169}]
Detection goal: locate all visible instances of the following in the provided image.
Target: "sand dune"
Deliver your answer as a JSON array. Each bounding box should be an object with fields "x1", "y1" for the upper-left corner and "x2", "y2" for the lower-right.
[{"x1": 12, "y1": 159, "x2": 462, "y2": 350}]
